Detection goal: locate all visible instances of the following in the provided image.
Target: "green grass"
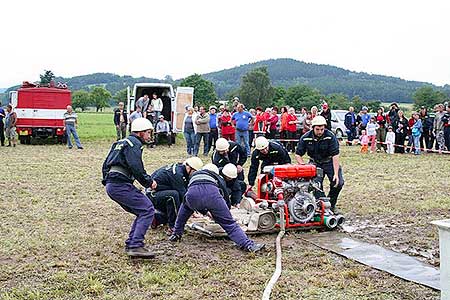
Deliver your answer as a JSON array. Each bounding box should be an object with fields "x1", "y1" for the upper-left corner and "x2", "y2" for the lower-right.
[
  {"x1": 1, "y1": 113, "x2": 447, "y2": 299},
  {"x1": 77, "y1": 112, "x2": 116, "y2": 141}
]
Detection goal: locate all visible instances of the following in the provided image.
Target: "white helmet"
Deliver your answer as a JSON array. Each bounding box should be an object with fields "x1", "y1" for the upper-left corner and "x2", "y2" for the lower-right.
[
  {"x1": 255, "y1": 136, "x2": 269, "y2": 150},
  {"x1": 215, "y1": 138, "x2": 230, "y2": 151},
  {"x1": 131, "y1": 118, "x2": 153, "y2": 132},
  {"x1": 311, "y1": 116, "x2": 327, "y2": 127},
  {"x1": 184, "y1": 157, "x2": 203, "y2": 171},
  {"x1": 222, "y1": 163, "x2": 238, "y2": 179},
  {"x1": 203, "y1": 163, "x2": 219, "y2": 174}
]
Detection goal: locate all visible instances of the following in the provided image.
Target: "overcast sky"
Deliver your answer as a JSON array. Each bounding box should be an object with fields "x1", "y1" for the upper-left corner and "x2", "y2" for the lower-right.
[{"x1": 1, "y1": 0, "x2": 449, "y2": 88}]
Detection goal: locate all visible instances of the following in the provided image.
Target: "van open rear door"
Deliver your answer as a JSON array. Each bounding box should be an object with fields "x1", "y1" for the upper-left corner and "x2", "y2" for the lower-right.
[{"x1": 173, "y1": 87, "x2": 194, "y2": 132}]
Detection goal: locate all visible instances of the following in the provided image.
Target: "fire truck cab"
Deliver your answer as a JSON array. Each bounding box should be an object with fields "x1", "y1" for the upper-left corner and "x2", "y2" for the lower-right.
[{"x1": 9, "y1": 83, "x2": 71, "y2": 144}]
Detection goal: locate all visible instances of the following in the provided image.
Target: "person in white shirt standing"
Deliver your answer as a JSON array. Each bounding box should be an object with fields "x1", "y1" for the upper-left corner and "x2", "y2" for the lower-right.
[{"x1": 151, "y1": 93, "x2": 163, "y2": 121}]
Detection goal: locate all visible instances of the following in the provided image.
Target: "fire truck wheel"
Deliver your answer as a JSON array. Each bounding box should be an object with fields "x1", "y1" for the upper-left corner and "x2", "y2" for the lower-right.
[
  {"x1": 19, "y1": 136, "x2": 26, "y2": 144},
  {"x1": 25, "y1": 136, "x2": 31, "y2": 145}
]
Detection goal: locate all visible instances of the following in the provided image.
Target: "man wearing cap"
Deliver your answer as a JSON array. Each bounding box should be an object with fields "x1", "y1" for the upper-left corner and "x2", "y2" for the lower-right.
[
  {"x1": 114, "y1": 102, "x2": 128, "y2": 141},
  {"x1": 155, "y1": 115, "x2": 172, "y2": 147},
  {"x1": 357, "y1": 106, "x2": 371, "y2": 135},
  {"x1": 168, "y1": 163, "x2": 265, "y2": 253},
  {"x1": 147, "y1": 157, "x2": 203, "y2": 235},
  {"x1": 102, "y1": 118, "x2": 158, "y2": 258},
  {"x1": 194, "y1": 106, "x2": 210, "y2": 156},
  {"x1": 295, "y1": 116, "x2": 344, "y2": 213},
  {"x1": 212, "y1": 138, "x2": 247, "y2": 181},
  {"x1": 248, "y1": 136, "x2": 291, "y2": 188},
  {"x1": 208, "y1": 106, "x2": 219, "y2": 153}
]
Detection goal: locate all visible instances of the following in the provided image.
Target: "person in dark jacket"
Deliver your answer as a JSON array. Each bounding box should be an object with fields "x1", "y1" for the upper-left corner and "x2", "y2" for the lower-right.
[
  {"x1": 320, "y1": 103, "x2": 332, "y2": 130},
  {"x1": 220, "y1": 163, "x2": 247, "y2": 206},
  {"x1": 248, "y1": 136, "x2": 291, "y2": 187},
  {"x1": 344, "y1": 107, "x2": 357, "y2": 145},
  {"x1": 387, "y1": 103, "x2": 399, "y2": 126},
  {"x1": 168, "y1": 166, "x2": 265, "y2": 252},
  {"x1": 419, "y1": 106, "x2": 433, "y2": 151},
  {"x1": 212, "y1": 138, "x2": 247, "y2": 180},
  {"x1": 114, "y1": 102, "x2": 128, "y2": 141},
  {"x1": 295, "y1": 116, "x2": 344, "y2": 213},
  {"x1": 147, "y1": 157, "x2": 203, "y2": 234},
  {"x1": 376, "y1": 107, "x2": 387, "y2": 152},
  {"x1": 394, "y1": 110, "x2": 408, "y2": 153},
  {"x1": 102, "y1": 118, "x2": 157, "y2": 258},
  {"x1": 442, "y1": 105, "x2": 450, "y2": 151}
]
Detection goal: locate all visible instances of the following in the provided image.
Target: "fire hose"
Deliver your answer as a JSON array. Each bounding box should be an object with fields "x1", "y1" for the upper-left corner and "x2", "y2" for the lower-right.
[{"x1": 262, "y1": 199, "x2": 286, "y2": 300}]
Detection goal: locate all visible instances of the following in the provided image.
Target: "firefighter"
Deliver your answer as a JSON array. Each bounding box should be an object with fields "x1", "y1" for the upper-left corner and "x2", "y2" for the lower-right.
[
  {"x1": 247, "y1": 136, "x2": 291, "y2": 188},
  {"x1": 295, "y1": 116, "x2": 344, "y2": 213},
  {"x1": 220, "y1": 163, "x2": 247, "y2": 207},
  {"x1": 147, "y1": 156, "x2": 203, "y2": 235},
  {"x1": 101, "y1": 118, "x2": 157, "y2": 258},
  {"x1": 212, "y1": 138, "x2": 247, "y2": 181},
  {"x1": 168, "y1": 164, "x2": 265, "y2": 252}
]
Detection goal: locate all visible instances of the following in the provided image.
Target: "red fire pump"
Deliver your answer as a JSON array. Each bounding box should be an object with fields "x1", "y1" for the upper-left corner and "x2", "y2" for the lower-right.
[{"x1": 245, "y1": 164, "x2": 344, "y2": 231}]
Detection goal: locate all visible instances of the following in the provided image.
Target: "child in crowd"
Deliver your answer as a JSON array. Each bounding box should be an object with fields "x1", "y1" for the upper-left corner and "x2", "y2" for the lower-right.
[
  {"x1": 385, "y1": 126, "x2": 396, "y2": 154},
  {"x1": 411, "y1": 112, "x2": 423, "y2": 155},
  {"x1": 359, "y1": 129, "x2": 369, "y2": 153},
  {"x1": 366, "y1": 116, "x2": 379, "y2": 153}
]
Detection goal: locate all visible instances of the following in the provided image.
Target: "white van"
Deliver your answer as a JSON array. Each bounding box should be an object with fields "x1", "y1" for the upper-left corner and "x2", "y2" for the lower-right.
[{"x1": 127, "y1": 83, "x2": 194, "y2": 134}]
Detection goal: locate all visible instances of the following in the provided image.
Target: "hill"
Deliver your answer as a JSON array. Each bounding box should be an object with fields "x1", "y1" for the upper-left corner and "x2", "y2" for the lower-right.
[
  {"x1": 3, "y1": 59, "x2": 449, "y2": 103},
  {"x1": 203, "y1": 58, "x2": 447, "y2": 102}
]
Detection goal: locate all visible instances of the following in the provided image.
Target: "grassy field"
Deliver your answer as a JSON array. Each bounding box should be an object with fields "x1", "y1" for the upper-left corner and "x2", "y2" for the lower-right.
[{"x1": 1, "y1": 113, "x2": 449, "y2": 299}]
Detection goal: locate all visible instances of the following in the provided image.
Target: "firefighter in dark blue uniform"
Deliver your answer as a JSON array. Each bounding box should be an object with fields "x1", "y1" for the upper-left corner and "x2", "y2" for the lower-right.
[
  {"x1": 146, "y1": 157, "x2": 203, "y2": 234},
  {"x1": 295, "y1": 116, "x2": 344, "y2": 213},
  {"x1": 212, "y1": 138, "x2": 247, "y2": 181},
  {"x1": 102, "y1": 118, "x2": 157, "y2": 258},
  {"x1": 248, "y1": 136, "x2": 291, "y2": 187},
  {"x1": 220, "y1": 163, "x2": 247, "y2": 206},
  {"x1": 169, "y1": 164, "x2": 265, "y2": 252}
]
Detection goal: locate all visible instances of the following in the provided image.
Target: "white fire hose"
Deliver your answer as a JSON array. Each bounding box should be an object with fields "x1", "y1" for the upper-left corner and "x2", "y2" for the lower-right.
[{"x1": 262, "y1": 200, "x2": 286, "y2": 300}]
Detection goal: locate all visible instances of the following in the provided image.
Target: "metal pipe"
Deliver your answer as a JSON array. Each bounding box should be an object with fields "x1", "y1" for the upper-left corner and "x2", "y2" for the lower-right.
[
  {"x1": 262, "y1": 199, "x2": 285, "y2": 300},
  {"x1": 336, "y1": 215, "x2": 345, "y2": 226}
]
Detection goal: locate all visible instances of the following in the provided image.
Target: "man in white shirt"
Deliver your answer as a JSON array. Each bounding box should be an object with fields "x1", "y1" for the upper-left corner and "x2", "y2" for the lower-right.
[{"x1": 155, "y1": 115, "x2": 171, "y2": 147}]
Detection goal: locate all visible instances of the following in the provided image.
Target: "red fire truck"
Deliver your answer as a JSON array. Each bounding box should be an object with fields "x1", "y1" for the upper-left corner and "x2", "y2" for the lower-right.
[{"x1": 9, "y1": 82, "x2": 71, "y2": 144}]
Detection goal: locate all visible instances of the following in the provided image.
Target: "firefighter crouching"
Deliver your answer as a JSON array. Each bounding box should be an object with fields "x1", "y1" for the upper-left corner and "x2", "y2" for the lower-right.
[
  {"x1": 101, "y1": 118, "x2": 158, "y2": 258},
  {"x1": 295, "y1": 116, "x2": 344, "y2": 213},
  {"x1": 147, "y1": 157, "x2": 203, "y2": 235},
  {"x1": 169, "y1": 163, "x2": 265, "y2": 252},
  {"x1": 220, "y1": 163, "x2": 247, "y2": 207},
  {"x1": 247, "y1": 136, "x2": 291, "y2": 188},
  {"x1": 212, "y1": 138, "x2": 247, "y2": 181}
]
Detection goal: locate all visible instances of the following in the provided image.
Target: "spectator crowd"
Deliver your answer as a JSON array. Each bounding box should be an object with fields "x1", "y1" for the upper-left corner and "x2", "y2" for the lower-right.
[{"x1": 176, "y1": 98, "x2": 450, "y2": 157}]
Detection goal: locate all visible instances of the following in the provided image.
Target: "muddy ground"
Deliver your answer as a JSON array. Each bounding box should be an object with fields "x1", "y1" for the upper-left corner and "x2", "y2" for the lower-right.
[{"x1": 1, "y1": 140, "x2": 449, "y2": 299}]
